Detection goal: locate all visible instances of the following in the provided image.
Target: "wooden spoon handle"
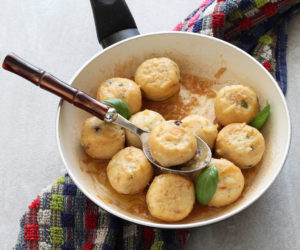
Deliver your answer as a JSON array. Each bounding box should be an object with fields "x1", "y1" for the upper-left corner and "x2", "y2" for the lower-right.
[{"x1": 2, "y1": 53, "x2": 110, "y2": 120}]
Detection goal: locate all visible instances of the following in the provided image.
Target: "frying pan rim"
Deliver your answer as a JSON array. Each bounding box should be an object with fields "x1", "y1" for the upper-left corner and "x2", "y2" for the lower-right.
[{"x1": 56, "y1": 31, "x2": 291, "y2": 229}]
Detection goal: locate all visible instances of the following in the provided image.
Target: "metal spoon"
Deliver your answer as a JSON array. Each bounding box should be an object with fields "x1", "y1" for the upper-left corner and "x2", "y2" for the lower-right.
[{"x1": 2, "y1": 53, "x2": 211, "y2": 174}]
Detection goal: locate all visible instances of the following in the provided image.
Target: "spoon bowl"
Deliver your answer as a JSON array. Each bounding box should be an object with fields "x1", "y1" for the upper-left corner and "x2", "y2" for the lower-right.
[{"x1": 111, "y1": 113, "x2": 212, "y2": 174}]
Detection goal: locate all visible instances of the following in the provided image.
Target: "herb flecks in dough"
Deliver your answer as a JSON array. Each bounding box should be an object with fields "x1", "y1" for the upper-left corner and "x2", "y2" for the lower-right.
[{"x1": 241, "y1": 100, "x2": 248, "y2": 108}]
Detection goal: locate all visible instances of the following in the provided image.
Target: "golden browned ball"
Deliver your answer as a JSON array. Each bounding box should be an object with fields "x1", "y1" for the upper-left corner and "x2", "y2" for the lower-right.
[
  {"x1": 146, "y1": 174, "x2": 195, "y2": 222},
  {"x1": 149, "y1": 120, "x2": 197, "y2": 167},
  {"x1": 215, "y1": 123, "x2": 265, "y2": 169},
  {"x1": 126, "y1": 109, "x2": 165, "y2": 148},
  {"x1": 80, "y1": 116, "x2": 125, "y2": 160},
  {"x1": 134, "y1": 57, "x2": 180, "y2": 101},
  {"x1": 214, "y1": 85, "x2": 259, "y2": 125},
  {"x1": 107, "y1": 147, "x2": 153, "y2": 195},
  {"x1": 182, "y1": 114, "x2": 218, "y2": 149},
  {"x1": 208, "y1": 158, "x2": 245, "y2": 208},
  {"x1": 97, "y1": 77, "x2": 142, "y2": 114}
]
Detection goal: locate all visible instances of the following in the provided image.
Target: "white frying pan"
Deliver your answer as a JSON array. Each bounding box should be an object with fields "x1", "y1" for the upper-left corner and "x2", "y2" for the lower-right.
[{"x1": 15, "y1": 0, "x2": 295, "y2": 228}]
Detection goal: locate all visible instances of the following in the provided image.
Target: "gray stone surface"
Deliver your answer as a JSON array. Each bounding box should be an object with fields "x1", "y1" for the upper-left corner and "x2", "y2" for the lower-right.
[{"x1": 0, "y1": 0, "x2": 299, "y2": 249}]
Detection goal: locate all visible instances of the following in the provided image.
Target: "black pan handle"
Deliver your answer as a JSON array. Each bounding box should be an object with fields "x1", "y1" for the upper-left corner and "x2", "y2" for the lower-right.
[{"x1": 90, "y1": 0, "x2": 140, "y2": 48}]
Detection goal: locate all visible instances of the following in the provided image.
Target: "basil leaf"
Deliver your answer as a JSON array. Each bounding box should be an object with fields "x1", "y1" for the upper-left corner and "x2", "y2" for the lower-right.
[
  {"x1": 196, "y1": 165, "x2": 218, "y2": 205},
  {"x1": 102, "y1": 98, "x2": 131, "y2": 119},
  {"x1": 249, "y1": 101, "x2": 270, "y2": 130}
]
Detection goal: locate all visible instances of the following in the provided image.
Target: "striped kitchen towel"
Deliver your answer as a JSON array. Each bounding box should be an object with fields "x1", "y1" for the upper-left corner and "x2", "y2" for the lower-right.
[
  {"x1": 15, "y1": 174, "x2": 189, "y2": 250},
  {"x1": 174, "y1": 0, "x2": 300, "y2": 94}
]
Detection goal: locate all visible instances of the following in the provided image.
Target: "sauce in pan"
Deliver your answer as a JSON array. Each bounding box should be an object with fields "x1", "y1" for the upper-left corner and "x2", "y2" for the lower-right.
[{"x1": 79, "y1": 73, "x2": 260, "y2": 223}]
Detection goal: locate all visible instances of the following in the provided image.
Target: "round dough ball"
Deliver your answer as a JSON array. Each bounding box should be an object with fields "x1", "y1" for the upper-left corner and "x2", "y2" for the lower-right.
[
  {"x1": 215, "y1": 123, "x2": 265, "y2": 169},
  {"x1": 81, "y1": 116, "x2": 125, "y2": 160},
  {"x1": 214, "y1": 85, "x2": 259, "y2": 125},
  {"x1": 208, "y1": 158, "x2": 244, "y2": 208},
  {"x1": 182, "y1": 115, "x2": 218, "y2": 149},
  {"x1": 134, "y1": 57, "x2": 180, "y2": 101},
  {"x1": 149, "y1": 120, "x2": 197, "y2": 167},
  {"x1": 146, "y1": 174, "x2": 195, "y2": 222},
  {"x1": 126, "y1": 109, "x2": 165, "y2": 148},
  {"x1": 97, "y1": 77, "x2": 142, "y2": 114},
  {"x1": 107, "y1": 147, "x2": 153, "y2": 195}
]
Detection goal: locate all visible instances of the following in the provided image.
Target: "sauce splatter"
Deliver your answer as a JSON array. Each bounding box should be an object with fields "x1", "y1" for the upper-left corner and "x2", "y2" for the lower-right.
[{"x1": 214, "y1": 67, "x2": 227, "y2": 79}]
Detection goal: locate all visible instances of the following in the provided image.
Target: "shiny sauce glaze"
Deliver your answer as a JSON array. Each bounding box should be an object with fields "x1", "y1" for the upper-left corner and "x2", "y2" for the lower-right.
[{"x1": 80, "y1": 73, "x2": 259, "y2": 223}]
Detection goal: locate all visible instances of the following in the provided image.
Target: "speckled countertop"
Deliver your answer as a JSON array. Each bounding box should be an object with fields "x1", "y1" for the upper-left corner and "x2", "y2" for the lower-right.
[{"x1": 0, "y1": 1, "x2": 299, "y2": 249}]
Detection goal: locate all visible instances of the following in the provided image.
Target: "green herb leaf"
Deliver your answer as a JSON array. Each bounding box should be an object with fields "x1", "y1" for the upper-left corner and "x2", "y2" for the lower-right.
[
  {"x1": 241, "y1": 100, "x2": 248, "y2": 108},
  {"x1": 195, "y1": 165, "x2": 218, "y2": 205},
  {"x1": 249, "y1": 101, "x2": 270, "y2": 130},
  {"x1": 102, "y1": 98, "x2": 131, "y2": 119}
]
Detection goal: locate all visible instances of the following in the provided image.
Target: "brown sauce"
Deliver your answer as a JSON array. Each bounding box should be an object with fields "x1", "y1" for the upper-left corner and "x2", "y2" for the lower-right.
[
  {"x1": 82, "y1": 158, "x2": 154, "y2": 220},
  {"x1": 79, "y1": 73, "x2": 261, "y2": 223},
  {"x1": 142, "y1": 74, "x2": 216, "y2": 121}
]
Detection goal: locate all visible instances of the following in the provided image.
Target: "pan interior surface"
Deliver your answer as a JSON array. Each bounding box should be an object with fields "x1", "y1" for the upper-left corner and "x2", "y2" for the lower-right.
[{"x1": 57, "y1": 32, "x2": 290, "y2": 228}]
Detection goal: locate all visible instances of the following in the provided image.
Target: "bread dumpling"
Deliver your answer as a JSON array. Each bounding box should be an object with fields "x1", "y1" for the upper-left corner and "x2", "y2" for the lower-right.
[
  {"x1": 214, "y1": 85, "x2": 259, "y2": 125},
  {"x1": 107, "y1": 147, "x2": 153, "y2": 195},
  {"x1": 146, "y1": 174, "x2": 195, "y2": 222},
  {"x1": 126, "y1": 109, "x2": 165, "y2": 148},
  {"x1": 182, "y1": 114, "x2": 218, "y2": 149},
  {"x1": 81, "y1": 117, "x2": 125, "y2": 160},
  {"x1": 149, "y1": 120, "x2": 197, "y2": 167},
  {"x1": 134, "y1": 57, "x2": 180, "y2": 101},
  {"x1": 215, "y1": 123, "x2": 265, "y2": 169},
  {"x1": 208, "y1": 158, "x2": 244, "y2": 207},
  {"x1": 97, "y1": 77, "x2": 142, "y2": 114}
]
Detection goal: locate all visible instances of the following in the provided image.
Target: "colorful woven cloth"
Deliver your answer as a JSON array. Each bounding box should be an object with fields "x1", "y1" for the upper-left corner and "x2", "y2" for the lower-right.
[
  {"x1": 15, "y1": 1, "x2": 300, "y2": 249},
  {"x1": 174, "y1": 0, "x2": 300, "y2": 94},
  {"x1": 15, "y1": 174, "x2": 189, "y2": 250}
]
